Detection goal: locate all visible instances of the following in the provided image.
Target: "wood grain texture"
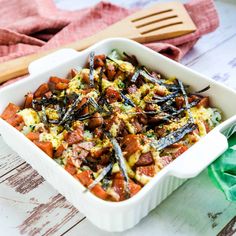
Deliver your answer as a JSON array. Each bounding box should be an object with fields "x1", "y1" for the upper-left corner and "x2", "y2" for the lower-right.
[
  {"x1": 0, "y1": 0, "x2": 236, "y2": 235},
  {"x1": 0, "y1": 135, "x2": 25, "y2": 177},
  {"x1": 0, "y1": 163, "x2": 83, "y2": 236},
  {"x1": 0, "y1": 1, "x2": 196, "y2": 83}
]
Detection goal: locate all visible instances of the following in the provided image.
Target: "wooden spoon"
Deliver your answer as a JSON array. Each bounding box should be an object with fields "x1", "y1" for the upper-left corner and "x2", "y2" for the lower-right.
[{"x1": 0, "y1": 2, "x2": 196, "y2": 84}]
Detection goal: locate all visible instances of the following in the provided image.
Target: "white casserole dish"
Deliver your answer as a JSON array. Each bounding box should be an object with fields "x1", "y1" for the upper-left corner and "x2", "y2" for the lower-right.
[{"x1": 0, "y1": 38, "x2": 236, "y2": 232}]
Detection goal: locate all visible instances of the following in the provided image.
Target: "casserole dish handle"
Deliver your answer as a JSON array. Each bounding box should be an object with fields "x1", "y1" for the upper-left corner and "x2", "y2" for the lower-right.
[
  {"x1": 168, "y1": 129, "x2": 228, "y2": 179},
  {"x1": 28, "y1": 48, "x2": 79, "y2": 75}
]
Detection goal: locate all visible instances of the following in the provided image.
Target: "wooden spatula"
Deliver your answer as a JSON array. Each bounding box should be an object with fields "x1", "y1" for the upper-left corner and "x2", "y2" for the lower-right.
[{"x1": 0, "y1": 2, "x2": 196, "y2": 84}]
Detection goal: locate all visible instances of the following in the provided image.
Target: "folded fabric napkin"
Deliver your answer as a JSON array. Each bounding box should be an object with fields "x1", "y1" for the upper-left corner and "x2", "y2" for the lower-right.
[{"x1": 0, "y1": 0, "x2": 219, "y2": 86}]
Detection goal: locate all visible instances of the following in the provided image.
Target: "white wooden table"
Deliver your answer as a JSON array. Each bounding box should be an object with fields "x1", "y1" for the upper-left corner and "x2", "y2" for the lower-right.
[{"x1": 1, "y1": 0, "x2": 236, "y2": 235}]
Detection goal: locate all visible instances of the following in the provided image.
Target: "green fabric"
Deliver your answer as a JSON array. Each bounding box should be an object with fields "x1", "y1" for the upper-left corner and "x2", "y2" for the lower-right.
[{"x1": 208, "y1": 132, "x2": 236, "y2": 201}]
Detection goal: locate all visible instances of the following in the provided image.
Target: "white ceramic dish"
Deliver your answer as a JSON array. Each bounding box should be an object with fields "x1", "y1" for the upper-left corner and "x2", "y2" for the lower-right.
[{"x1": 0, "y1": 38, "x2": 236, "y2": 232}]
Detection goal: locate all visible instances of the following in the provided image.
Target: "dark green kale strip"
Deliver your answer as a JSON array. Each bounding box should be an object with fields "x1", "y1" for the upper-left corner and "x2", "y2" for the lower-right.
[
  {"x1": 120, "y1": 92, "x2": 135, "y2": 107},
  {"x1": 177, "y1": 79, "x2": 193, "y2": 122},
  {"x1": 76, "y1": 112, "x2": 96, "y2": 121},
  {"x1": 41, "y1": 105, "x2": 48, "y2": 124},
  {"x1": 152, "y1": 121, "x2": 197, "y2": 151},
  {"x1": 86, "y1": 162, "x2": 113, "y2": 191},
  {"x1": 161, "y1": 99, "x2": 177, "y2": 114},
  {"x1": 130, "y1": 67, "x2": 141, "y2": 83},
  {"x1": 89, "y1": 51, "x2": 95, "y2": 87},
  {"x1": 88, "y1": 97, "x2": 107, "y2": 114},
  {"x1": 106, "y1": 56, "x2": 124, "y2": 71},
  {"x1": 59, "y1": 95, "x2": 81, "y2": 125},
  {"x1": 162, "y1": 99, "x2": 200, "y2": 120},
  {"x1": 106, "y1": 132, "x2": 130, "y2": 199},
  {"x1": 123, "y1": 52, "x2": 139, "y2": 66},
  {"x1": 48, "y1": 119, "x2": 60, "y2": 124},
  {"x1": 194, "y1": 85, "x2": 210, "y2": 94},
  {"x1": 148, "y1": 90, "x2": 179, "y2": 104},
  {"x1": 140, "y1": 68, "x2": 160, "y2": 84}
]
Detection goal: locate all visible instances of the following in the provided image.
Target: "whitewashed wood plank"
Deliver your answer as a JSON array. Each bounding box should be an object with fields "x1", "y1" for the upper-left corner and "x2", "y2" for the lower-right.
[
  {"x1": 0, "y1": 163, "x2": 84, "y2": 236},
  {"x1": 64, "y1": 170, "x2": 236, "y2": 236},
  {"x1": 181, "y1": 0, "x2": 236, "y2": 65},
  {"x1": 0, "y1": 135, "x2": 25, "y2": 177},
  {"x1": 185, "y1": 33, "x2": 236, "y2": 90}
]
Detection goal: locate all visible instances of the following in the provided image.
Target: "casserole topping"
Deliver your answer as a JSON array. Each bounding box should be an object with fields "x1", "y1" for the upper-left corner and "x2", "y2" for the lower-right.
[{"x1": 1, "y1": 50, "x2": 222, "y2": 201}]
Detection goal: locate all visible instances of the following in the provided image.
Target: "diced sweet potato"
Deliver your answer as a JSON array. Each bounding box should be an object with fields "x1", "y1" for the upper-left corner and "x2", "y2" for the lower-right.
[
  {"x1": 112, "y1": 173, "x2": 141, "y2": 201},
  {"x1": 77, "y1": 169, "x2": 108, "y2": 200},
  {"x1": 173, "y1": 145, "x2": 188, "y2": 158},
  {"x1": 34, "y1": 83, "x2": 49, "y2": 98},
  {"x1": 65, "y1": 162, "x2": 77, "y2": 175},
  {"x1": 76, "y1": 170, "x2": 93, "y2": 187},
  {"x1": 91, "y1": 184, "x2": 109, "y2": 200},
  {"x1": 1, "y1": 103, "x2": 20, "y2": 120},
  {"x1": 33, "y1": 141, "x2": 53, "y2": 158},
  {"x1": 24, "y1": 93, "x2": 34, "y2": 108},
  {"x1": 7, "y1": 114, "x2": 25, "y2": 131},
  {"x1": 26, "y1": 132, "x2": 40, "y2": 141},
  {"x1": 49, "y1": 76, "x2": 69, "y2": 84},
  {"x1": 54, "y1": 144, "x2": 65, "y2": 158},
  {"x1": 55, "y1": 82, "x2": 68, "y2": 90}
]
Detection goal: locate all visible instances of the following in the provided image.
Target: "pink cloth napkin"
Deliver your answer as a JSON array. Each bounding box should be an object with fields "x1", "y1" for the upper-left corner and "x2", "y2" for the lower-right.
[{"x1": 0, "y1": 0, "x2": 219, "y2": 86}]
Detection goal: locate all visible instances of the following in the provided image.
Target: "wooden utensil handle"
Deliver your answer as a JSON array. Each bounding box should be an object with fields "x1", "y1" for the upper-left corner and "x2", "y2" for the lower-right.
[
  {"x1": 0, "y1": 51, "x2": 53, "y2": 84},
  {"x1": 0, "y1": 21, "x2": 134, "y2": 84},
  {"x1": 0, "y1": 26, "x2": 123, "y2": 84}
]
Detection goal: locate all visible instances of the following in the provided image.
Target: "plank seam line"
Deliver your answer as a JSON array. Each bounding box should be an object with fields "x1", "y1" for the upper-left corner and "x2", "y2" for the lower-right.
[
  {"x1": 0, "y1": 161, "x2": 26, "y2": 179},
  {"x1": 185, "y1": 32, "x2": 236, "y2": 67},
  {"x1": 60, "y1": 216, "x2": 86, "y2": 236}
]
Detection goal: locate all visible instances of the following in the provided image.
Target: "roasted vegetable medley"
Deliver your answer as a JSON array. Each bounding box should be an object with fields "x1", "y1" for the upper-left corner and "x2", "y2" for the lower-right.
[{"x1": 1, "y1": 50, "x2": 222, "y2": 201}]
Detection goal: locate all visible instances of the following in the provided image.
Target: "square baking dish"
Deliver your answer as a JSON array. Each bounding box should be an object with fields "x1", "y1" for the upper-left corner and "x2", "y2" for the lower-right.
[{"x1": 0, "y1": 38, "x2": 236, "y2": 232}]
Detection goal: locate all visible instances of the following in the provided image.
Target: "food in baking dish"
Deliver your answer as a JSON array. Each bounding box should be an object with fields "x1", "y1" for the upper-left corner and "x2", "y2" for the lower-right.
[{"x1": 1, "y1": 50, "x2": 222, "y2": 201}]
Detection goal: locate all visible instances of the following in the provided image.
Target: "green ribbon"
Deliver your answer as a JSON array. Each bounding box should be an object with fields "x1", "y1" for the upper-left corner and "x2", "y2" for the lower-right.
[{"x1": 208, "y1": 132, "x2": 236, "y2": 201}]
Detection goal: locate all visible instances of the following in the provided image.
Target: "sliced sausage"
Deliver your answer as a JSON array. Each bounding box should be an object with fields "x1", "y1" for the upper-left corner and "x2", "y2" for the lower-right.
[{"x1": 135, "y1": 152, "x2": 154, "y2": 167}]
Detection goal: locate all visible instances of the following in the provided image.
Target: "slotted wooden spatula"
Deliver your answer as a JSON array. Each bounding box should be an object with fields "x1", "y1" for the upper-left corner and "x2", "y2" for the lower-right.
[{"x1": 0, "y1": 1, "x2": 196, "y2": 84}]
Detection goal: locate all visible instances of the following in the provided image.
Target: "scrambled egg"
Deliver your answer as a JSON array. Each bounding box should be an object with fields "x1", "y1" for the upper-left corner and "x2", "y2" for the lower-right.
[{"x1": 18, "y1": 108, "x2": 40, "y2": 126}]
